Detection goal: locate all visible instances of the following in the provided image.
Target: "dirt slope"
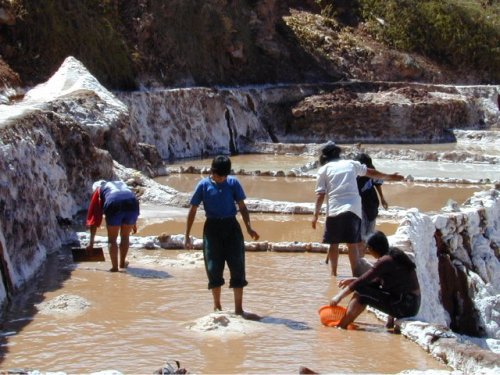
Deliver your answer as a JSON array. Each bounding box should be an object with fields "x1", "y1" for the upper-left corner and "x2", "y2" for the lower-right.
[{"x1": 0, "y1": 0, "x2": 495, "y2": 94}]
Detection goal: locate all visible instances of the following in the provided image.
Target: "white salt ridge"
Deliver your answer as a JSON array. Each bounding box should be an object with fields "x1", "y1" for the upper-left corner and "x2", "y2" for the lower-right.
[
  {"x1": 188, "y1": 311, "x2": 264, "y2": 336},
  {"x1": 0, "y1": 56, "x2": 126, "y2": 127}
]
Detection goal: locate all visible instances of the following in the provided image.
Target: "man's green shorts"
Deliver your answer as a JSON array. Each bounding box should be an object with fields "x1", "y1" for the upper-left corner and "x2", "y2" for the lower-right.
[{"x1": 203, "y1": 217, "x2": 248, "y2": 289}]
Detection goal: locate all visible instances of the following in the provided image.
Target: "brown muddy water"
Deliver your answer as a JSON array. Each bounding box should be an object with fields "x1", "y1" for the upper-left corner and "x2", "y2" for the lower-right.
[
  {"x1": 0, "y1": 251, "x2": 450, "y2": 374},
  {"x1": 145, "y1": 172, "x2": 483, "y2": 243},
  {"x1": 0, "y1": 153, "x2": 492, "y2": 374}
]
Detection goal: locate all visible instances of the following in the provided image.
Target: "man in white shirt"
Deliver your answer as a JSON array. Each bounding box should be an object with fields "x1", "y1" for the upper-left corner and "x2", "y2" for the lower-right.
[{"x1": 312, "y1": 142, "x2": 404, "y2": 276}]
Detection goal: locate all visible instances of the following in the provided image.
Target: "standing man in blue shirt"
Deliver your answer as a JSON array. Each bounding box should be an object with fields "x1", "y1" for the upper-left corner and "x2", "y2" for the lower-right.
[{"x1": 184, "y1": 155, "x2": 260, "y2": 320}]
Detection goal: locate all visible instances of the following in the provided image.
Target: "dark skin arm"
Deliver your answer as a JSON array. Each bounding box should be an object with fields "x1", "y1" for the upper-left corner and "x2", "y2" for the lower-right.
[
  {"x1": 85, "y1": 225, "x2": 98, "y2": 250},
  {"x1": 375, "y1": 184, "x2": 388, "y2": 209},
  {"x1": 184, "y1": 205, "x2": 198, "y2": 249},
  {"x1": 312, "y1": 192, "x2": 325, "y2": 229},
  {"x1": 237, "y1": 200, "x2": 260, "y2": 240},
  {"x1": 366, "y1": 168, "x2": 404, "y2": 182}
]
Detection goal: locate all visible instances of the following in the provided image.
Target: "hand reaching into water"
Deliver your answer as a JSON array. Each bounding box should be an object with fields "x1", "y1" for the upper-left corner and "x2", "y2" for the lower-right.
[
  {"x1": 330, "y1": 295, "x2": 341, "y2": 306},
  {"x1": 330, "y1": 278, "x2": 356, "y2": 306}
]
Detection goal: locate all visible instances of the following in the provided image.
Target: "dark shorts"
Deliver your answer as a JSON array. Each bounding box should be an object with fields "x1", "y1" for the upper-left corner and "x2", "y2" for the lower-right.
[
  {"x1": 203, "y1": 217, "x2": 248, "y2": 289},
  {"x1": 355, "y1": 283, "x2": 421, "y2": 318},
  {"x1": 323, "y1": 211, "x2": 362, "y2": 244},
  {"x1": 104, "y1": 198, "x2": 140, "y2": 226}
]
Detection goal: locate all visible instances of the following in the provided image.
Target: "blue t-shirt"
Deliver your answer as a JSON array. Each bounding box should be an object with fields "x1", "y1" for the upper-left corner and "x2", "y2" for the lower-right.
[{"x1": 190, "y1": 176, "x2": 246, "y2": 218}]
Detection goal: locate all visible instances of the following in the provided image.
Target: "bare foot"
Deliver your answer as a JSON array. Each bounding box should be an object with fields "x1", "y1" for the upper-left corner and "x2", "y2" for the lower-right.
[
  {"x1": 120, "y1": 261, "x2": 129, "y2": 269},
  {"x1": 236, "y1": 311, "x2": 262, "y2": 321},
  {"x1": 109, "y1": 267, "x2": 119, "y2": 272}
]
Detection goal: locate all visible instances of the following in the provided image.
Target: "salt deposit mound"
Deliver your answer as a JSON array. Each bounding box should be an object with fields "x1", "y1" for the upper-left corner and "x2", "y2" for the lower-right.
[
  {"x1": 36, "y1": 294, "x2": 90, "y2": 316},
  {"x1": 188, "y1": 311, "x2": 265, "y2": 336}
]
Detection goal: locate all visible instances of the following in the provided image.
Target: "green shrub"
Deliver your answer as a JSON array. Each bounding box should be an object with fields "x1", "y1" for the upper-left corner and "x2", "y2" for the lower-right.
[
  {"x1": 315, "y1": 0, "x2": 361, "y2": 25},
  {"x1": 359, "y1": 0, "x2": 499, "y2": 81},
  {"x1": 316, "y1": 0, "x2": 500, "y2": 81}
]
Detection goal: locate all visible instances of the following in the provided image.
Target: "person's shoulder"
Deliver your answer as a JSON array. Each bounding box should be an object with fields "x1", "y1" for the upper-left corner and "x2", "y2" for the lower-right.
[
  {"x1": 195, "y1": 176, "x2": 211, "y2": 187},
  {"x1": 226, "y1": 175, "x2": 240, "y2": 184},
  {"x1": 351, "y1": 160, "x2": 367, "y2": 173},
  {"x1": 341, "y1": 159, "x2": 361, "y2": 169},
  {"x1": 350, "y1": 159, "x2": 365, "y2": 168},
  {"x1": 322, "y1": 159, "x2": 342, "y2": 169},
  {"x1": 376, "y1": 254, "x2": 393, "y2": 265},
  {"x1": 317, "y1": 164, "x2": 327, "y2": 173}
]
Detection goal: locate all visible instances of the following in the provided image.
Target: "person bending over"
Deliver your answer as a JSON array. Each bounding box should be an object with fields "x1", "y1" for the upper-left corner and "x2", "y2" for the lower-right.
[
  {"x1": 184, "y1": 155, "x2": 260, "y2": 320},
  {"x1": 329, "y1": 231, "x2": 420, "y2": 329},
  {"x1": 86, "y1": 180, "x2": 140, "y2": 272}
]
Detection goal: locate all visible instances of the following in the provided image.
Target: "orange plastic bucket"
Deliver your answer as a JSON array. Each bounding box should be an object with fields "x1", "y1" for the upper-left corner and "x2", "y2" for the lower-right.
[{"x1": 318, "y1": 305, "x2": 347, "y2": 327}]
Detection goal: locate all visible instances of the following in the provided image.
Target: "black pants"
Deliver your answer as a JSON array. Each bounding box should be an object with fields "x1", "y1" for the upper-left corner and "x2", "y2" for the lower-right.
[{"x1": 355, "y1": 283, "x2": 420, "y2": 318}]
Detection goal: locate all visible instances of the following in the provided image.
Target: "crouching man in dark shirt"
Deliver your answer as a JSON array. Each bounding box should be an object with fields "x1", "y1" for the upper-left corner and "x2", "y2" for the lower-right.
[{"x1": 329, "y1": 230, "x2": 420, "y2": 329}]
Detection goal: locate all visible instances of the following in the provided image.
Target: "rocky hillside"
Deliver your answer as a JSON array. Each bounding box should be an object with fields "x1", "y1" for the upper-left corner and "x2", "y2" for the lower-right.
[{"x1": 0, "y1": 0, "x2": 498, "y2": 97}]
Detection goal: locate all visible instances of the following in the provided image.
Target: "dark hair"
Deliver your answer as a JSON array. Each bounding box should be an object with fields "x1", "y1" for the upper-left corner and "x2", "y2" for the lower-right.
[
  {"x1": 354, "y1": 153, "x2": 375, "y2": 169},
  {"x1": 319, "y1": 142, "x2": 342, "y2": 166},
  {"x1": 388, "y1": 247, "x2": 416, "y2": 270},
  {"x1": 211, "y1": 155, "x2": 231, "y2": 176},
  {"x1": 366, "y1": 231, "x2": 389, "y2": 256},
  {"x1": 367, "y1": 231, "x2": 416, "y2": 270}
]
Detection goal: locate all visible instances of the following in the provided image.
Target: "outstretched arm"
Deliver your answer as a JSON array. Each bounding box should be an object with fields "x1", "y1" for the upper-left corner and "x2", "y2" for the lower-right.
[{"x1": 366, "y1": 168, "x2": 404, "y2": 182}]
